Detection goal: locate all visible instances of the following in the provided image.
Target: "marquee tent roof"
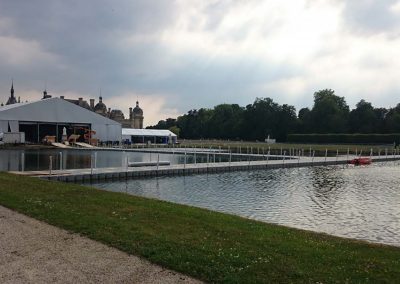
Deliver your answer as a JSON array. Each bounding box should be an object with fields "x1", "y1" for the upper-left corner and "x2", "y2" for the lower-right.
[
  {"x1": 0, "y1": 97, "x2": 120, "y2": 126},
  {"x1": 122, "y1": 128, "x2": 177, "y2": 137}
]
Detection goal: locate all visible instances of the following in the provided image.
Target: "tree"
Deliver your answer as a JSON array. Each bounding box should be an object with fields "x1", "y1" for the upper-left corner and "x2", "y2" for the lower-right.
[
  {"x1": 241, "y1": 97, "x2": 296, "y2": 141},
  {"x1": 168, "y1": 126, "x2": 180, "y2": 137},
  {"x1": 208, "y1": 104, "x2": 244, "y2": 139},
  {"x1": 298, "y1": 107, "x2": 311, "y2": 133},
  {"x1": 349, "y1": 100, "x2": 377, "y2": 133},
  {"x1": 310, "y1": 89, "x2": 349, "y2": 133},
  {"x1": 384, "y1": 104, "x2": 400, "y2": 133}
]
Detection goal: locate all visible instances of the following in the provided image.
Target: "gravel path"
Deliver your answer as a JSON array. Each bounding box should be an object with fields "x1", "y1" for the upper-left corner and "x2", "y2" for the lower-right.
[{"x1": 0, "y1": 206, "x2": 202, "y2": 284}]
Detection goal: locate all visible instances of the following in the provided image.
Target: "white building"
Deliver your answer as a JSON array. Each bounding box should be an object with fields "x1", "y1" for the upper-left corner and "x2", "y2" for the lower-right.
[
  {"x1": 0, "y1": 97, "x2": 121, "y2": 143},
  {"x1": 122, "y1": 128, "x2": 177, "y2": 144}
]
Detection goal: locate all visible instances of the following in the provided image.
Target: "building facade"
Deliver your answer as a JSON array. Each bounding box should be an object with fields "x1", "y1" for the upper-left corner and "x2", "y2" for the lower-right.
[
  {"x1": 2, "y1": 83, "x2": 144, "y2": 129},
  {"x1": 93, "y1": 97, "x2": 144, "y2": 129}
]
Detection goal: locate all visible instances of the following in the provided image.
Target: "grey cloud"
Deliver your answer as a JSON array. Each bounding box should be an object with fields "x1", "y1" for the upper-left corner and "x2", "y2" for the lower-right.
[
  {"x1": 149, "y1": 55, "x2": 302, "y2": 111},
  {"x1": 1, "y1": 0, "x2": 400, "y2": 119},
  {"x1": 340, "y1": 0, "x2": 400, "y2": 36},
  {"x1": 0, "y1": 0, "x2": 178, "y2": 95}
]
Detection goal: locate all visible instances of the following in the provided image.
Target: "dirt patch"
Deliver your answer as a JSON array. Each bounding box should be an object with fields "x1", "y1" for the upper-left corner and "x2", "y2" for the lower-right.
[{"x1": 0, "y1": 206, "x2": 202, "y2": 284}]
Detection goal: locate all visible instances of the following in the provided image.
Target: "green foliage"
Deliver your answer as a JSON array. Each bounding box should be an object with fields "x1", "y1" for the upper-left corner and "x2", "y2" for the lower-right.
[
  {"x1": 168, "y1": 126, "x2": 180, "y2": 137},
  {"x1": 148, "y1": 89, "x2": 400, "y2": 142},
  {"x1": 1, "y1": 173, "x2": 400, "y2": 283},
  {"x1": 241, "y1": 98, "x2": 297, "y2": 141},
  {"x1": 310, "y1": 89, "x2": 350, "y2": 133}
]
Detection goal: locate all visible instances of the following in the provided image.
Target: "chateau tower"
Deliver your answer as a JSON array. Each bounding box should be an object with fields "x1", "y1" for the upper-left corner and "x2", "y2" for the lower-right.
[
  {"x1": 6, "y1": 81, "x2": 17, "y2": 105},
  {"x1": 130, "y1": 101, "x2": 144, "y2": 129},
  {"x1": 94, "y1": 96, "x2": 108, "y2": 116}
]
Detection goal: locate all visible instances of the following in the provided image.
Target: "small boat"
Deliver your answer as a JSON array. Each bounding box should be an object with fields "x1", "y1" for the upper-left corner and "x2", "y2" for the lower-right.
[{"x1": 348, "y1": 157, "x2": 372, "y2": 165}]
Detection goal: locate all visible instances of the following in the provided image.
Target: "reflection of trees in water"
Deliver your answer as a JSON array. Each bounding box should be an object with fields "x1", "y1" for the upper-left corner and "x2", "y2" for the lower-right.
[{"x1": 310, "y1": 167, "x2": 345, "y2": 203}]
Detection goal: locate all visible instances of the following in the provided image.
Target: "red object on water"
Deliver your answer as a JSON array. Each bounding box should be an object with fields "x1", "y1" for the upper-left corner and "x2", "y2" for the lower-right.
[{"x1": 348, "y1": 157, "x2": 372, "y2": 165}]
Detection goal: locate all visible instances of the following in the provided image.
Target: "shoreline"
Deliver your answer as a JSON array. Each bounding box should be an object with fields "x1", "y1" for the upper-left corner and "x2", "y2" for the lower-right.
[{"x1": 1, "y1": 172, "x2": 399, "y2": 283}]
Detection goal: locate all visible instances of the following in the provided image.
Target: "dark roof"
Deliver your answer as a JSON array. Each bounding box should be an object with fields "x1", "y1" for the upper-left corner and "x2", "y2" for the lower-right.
[{"x1": 132, "y1": 101, "x2": 143, "y2": 115}]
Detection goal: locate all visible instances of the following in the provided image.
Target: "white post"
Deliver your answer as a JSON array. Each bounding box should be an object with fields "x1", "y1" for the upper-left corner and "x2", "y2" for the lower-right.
[
  {"x1": 157, "y1": 153, "x2": 160, "y2": 170},
  {"x1": 309, "y1": 147, "x2": 312, "y2": 158},
  {"x1": 336, "y1": 149, "x2": 339, "y2": 163},
  {"x1": 229, "y1": 150, "x2": 232, "y2": 166},
  {"x1": 90, "y1": 153, "x2": 93, "y2": 175},
  {"x1": 283, "y1": 151, "x2": 286, "y2": 165},
  {"x1": 49, "y1": 156, "x2": 52, "y2": 175},
  {"x1": 194, "y1": 151, "x2": 197, "y2": 165},
  {"x1": 312, "y1": 151, "x2": 315, "y2": 164},
  {"x1": 21, "y1": 152, "x2": 25, "y2": 172},
  {"x1": 297, "y1": 150, "x2": 300, "y2": 165},
  {"x1": 94, "y1": 152, "x2": 97, "y2": 169},
  {"x1": 370, "y1": 148, "x2": 373, "y2": 158},
  {"x1": 184, "y1": 151, "x2": 187, "y2": 170},
  {"x1": 347, "y1": 148, "x2": 349, "y2": 162},
  {"x1": 59, "y1": 152, "x2": 63, "y2": 170},
  {"x1": 325, "y1": 149, "x2": 327, "y2": 163}
]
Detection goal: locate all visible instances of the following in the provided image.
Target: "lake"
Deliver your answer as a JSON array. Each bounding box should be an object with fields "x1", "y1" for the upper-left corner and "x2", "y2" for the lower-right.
[{"x1": 90, "y1": 162, "x2": 400, "y2": 247}]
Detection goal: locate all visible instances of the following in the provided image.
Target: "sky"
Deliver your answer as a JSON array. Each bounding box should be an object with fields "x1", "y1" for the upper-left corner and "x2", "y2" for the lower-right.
[{"x1": 1, "y1": 0, "x2": 400, "y2": 126}]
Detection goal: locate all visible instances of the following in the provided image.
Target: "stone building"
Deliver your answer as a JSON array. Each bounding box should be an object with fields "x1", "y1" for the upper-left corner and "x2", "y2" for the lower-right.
[
  {"x1": 129, "y1": 101, "x2": 144, "y2": 129},
  {"x1": 90, "y1": 96, "x2": 144, "y2": 129}
]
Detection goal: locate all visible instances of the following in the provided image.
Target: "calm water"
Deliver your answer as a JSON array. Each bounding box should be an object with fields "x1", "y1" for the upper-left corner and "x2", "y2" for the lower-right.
[
  {"x1": 91, "y1": 163, "x2": 400, "y2": 246},
  {"x1": 0, "y1": 149, "x2": 258, "y2": 171}
]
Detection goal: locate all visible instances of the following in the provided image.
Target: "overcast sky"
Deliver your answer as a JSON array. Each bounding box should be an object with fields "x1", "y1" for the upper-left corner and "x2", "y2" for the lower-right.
[{"x1": 1, "y1": 0, "x2": 400, "y2": 126}]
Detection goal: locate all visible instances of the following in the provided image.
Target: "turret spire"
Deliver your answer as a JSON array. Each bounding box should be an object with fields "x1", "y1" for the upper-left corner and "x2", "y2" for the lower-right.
[
  {"x1": 11, "y1": 79, "x2": 14, "y2": 98},
  {"x1": 6, "y1": 79, "x2": 17, "y2": 105}
]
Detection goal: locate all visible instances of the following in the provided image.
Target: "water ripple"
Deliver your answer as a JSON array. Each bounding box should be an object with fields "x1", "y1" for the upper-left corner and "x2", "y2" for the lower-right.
[{"x1": 91, "y1": 163, "x2": 400, "y2": 247}]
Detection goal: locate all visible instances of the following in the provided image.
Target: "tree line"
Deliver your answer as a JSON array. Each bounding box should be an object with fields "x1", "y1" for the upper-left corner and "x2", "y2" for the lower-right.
[{"x1": 147, "y1": 89, "x2": 400, "y2": 142}]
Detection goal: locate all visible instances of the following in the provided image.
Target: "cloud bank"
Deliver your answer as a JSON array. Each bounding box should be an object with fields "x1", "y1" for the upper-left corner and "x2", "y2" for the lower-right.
[{"x1": 1, "y1": 0, "x2": 400, "y2": 125}]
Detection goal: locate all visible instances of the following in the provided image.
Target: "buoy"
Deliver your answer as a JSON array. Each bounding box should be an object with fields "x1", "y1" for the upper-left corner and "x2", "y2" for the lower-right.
[{"x1": 348, "y1": 157, "x2": 372, "y2": 166}]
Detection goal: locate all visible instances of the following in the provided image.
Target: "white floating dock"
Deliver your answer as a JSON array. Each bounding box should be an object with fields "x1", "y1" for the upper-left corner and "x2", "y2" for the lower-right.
[
  {"x1": 128, "y1": 161, "x2": 170, "y2": 167},
  {"x1": 10, "y1": 155, "x2": 400, "y2": 183}
]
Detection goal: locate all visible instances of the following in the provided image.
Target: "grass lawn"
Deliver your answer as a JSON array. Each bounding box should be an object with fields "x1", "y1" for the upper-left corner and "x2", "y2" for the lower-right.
[
  {"x1": 175, "y1": 140, "x2": 396, "y2": 156},
  {"x1": 0, "y1": 172, "x2": 399, "y2": 283}
]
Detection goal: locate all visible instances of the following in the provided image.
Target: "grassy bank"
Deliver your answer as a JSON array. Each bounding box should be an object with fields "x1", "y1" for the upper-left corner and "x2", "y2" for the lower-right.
[
  {"x1": 0, "y1": 173, "x2": 399, "y2": 283},
  {"x1": 176, "y1": 140, "x2": 395, "y2": 156}
]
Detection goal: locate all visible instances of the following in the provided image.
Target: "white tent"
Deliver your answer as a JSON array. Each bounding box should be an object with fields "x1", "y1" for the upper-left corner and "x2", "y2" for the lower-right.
[
  {"x1": 122, "y1": 128, "x2": 177, "y2": 144},
  {"x1": 0, "y1": 97, "x2": 121, "y2": 143}
]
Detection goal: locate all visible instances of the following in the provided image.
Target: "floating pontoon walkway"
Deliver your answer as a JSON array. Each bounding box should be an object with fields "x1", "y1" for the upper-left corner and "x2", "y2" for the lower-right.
[{"x1": 10, "y1": 155, "x2": 400, "y2": 183}]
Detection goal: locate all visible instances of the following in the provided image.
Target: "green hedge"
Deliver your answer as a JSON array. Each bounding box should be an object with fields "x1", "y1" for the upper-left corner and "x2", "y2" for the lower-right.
[{"x1": 287, "y1": 134, "x2": 400, "y2": 144}]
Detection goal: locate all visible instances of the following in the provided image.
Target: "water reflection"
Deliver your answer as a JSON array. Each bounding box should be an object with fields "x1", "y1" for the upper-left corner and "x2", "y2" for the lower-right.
[
  {"x1": 91, "y1": 163, "x2": 400, "y2": 246},
  {"x1": 0, "y1": 149, "x2": 269, "y2": 171}
]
